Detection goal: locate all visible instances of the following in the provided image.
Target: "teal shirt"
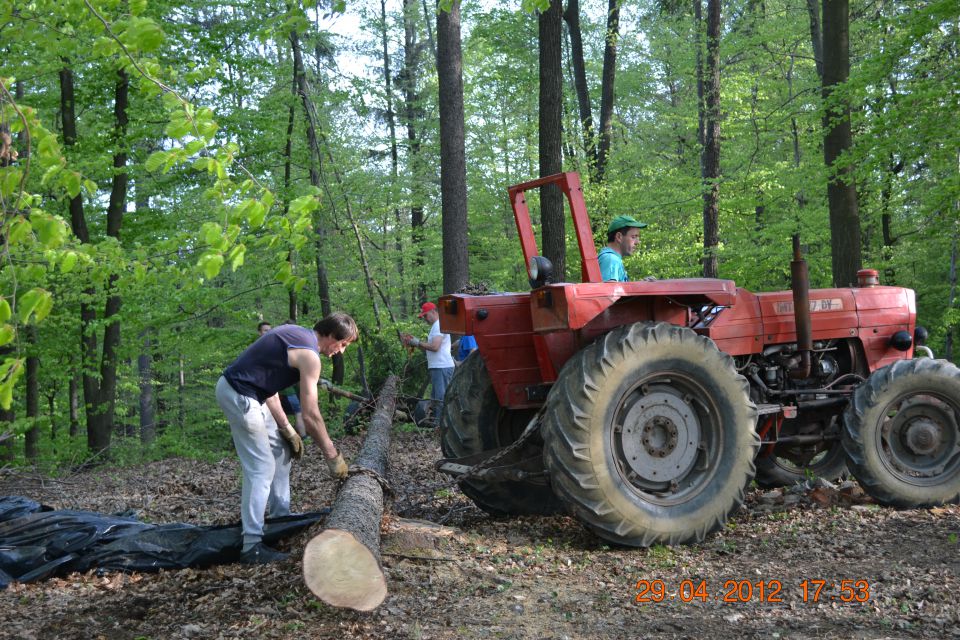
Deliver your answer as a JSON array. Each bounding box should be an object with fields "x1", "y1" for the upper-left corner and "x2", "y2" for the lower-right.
[{"x1": 598, "y1": 247, "x2": 628, "y2": 282}]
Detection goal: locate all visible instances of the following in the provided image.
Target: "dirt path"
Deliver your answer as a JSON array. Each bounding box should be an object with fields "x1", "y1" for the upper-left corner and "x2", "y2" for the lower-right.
[{"x1": 0, "y1": 429, "x2": 957, "y2": 639}]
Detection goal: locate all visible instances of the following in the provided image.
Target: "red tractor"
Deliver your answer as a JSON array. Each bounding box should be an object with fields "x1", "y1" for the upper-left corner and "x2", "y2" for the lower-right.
[{"x1": 437, "y1": 172, "x2": 960, "y2": 547}]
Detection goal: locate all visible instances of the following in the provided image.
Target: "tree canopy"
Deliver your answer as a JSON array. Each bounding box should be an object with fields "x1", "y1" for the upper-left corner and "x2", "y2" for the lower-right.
[{"x1": 0, "y1": 0, "x2": 957, "y2": 466}]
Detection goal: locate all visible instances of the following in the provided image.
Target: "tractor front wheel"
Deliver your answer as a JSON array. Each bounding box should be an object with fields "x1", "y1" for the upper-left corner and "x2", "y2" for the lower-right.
[
  {"x1": 843, "y1": 358, "x2": 960, "y2": 506},
  {"x1": 440, "y1": 353, "x2": 565, "y2": 516},
  {"x1": 542, "y1": 322, "x2": 759, "y2": 547}
]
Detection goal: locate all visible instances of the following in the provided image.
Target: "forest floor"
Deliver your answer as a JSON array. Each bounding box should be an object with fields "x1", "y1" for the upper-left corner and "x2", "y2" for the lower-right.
[{"x1": 0, "y1": 425, "x2": 958, "y2": 640}]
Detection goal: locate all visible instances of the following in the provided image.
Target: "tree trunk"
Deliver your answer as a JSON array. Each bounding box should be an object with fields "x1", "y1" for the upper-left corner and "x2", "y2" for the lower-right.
[
  {"x1": 437, "y1": 0, "x2": 469, "y2": 295},
  {"x1": 69, "y1": 376, "x2": 79, "y2": 438},
  {"x1": 595, "y1": 0, "x2": 621, "y2": 184},
  {"x1": 60, "y1": 65, "x2": 127, "y2": 455},
  {"x1": 290, "y1": 30, "x2": 345, "y2": 383},
  {"x1": 695, "y1": 0, "x2": 705, "y2": 149},
  {"x1": 806, "y1": 0, "x2": 824, "y2": 80},
  {"x1": 946, "y1": 232, "x2": 958, "y2": 362},
  {"x1": 562, "y1": 0, "x2": 597, "y2": 170},
  {"x1": 303, "y1": 375, "x2": 398, "y2": 611},
  {"x1": 381, "y1": 0, "x2": 404, "y2": 305},
  {"x1": 539, "y1": 0, "x2": 565, "y2": 280},
  {"x1": 700, "y1": 0, "x2": 721, "y2": 278},
  {"x1": 0, "y1": 402, "x2": 13, "y2": 462},
  {"x1": 403, "y1": 0, "x2": 425, "y2": 308},
  {"x1": 138, "y1": 330, "x2": 155, "y2": 445},
  {"x1": 821, "y1": 0, "x2": 861, "y2": 287}
]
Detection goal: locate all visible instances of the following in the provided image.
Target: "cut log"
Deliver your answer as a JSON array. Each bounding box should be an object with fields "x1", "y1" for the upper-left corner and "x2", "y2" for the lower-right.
[{"x1": 303, "y1": 374, "x2": 398, "y2": 611}]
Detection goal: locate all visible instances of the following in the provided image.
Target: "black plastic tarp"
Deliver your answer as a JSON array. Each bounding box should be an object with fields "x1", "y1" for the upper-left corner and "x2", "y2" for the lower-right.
[{"x1": 0, "y1": 496, "x2": 327, "y2": 589}]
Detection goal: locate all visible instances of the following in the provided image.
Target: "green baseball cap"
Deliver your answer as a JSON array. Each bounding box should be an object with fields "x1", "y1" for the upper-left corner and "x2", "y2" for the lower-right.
[{"x1": 608, "y1": 215, "x2": 648, "y2": 234}]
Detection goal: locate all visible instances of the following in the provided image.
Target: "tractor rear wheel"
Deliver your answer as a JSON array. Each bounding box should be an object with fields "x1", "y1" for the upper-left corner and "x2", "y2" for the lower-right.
[
  {"x1": 542, "y1": 322, "x2": 759, "y2": 546},
  {"x1": 440, "y1": 353, "x2": 565, "y2": 516},
  {"x1": 843, "y1": 358, "x2": 960, "y2": 507},
  {"x1": 755, "y1": 418, "x2": 847, "y2": 487}
]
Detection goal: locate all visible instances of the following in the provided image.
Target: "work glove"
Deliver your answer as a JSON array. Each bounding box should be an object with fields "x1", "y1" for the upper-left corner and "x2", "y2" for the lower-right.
[
  {"x1": 326, "y1": 452, "x2": 349, "y2": 480},
  {"x1": 278, "y1": 422, "x2": 304, "y2": 460}
]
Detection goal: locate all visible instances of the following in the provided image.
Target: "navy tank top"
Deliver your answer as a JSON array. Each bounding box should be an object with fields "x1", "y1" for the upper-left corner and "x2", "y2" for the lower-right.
[{"x1": 222, "y1": 325, "x2": 319, "y2": 402}]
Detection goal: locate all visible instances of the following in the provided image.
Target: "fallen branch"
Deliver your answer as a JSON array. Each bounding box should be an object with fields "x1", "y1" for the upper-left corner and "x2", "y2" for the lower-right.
[
  {"x1": 319, "y1": 378, "x2": 368, "y2": 403},
  {"x1": 303, "y1": 374, "x2": 398, "y2": 612}
]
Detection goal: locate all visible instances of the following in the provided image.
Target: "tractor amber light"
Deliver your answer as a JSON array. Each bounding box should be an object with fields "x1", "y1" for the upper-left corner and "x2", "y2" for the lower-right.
[
  {"x1": 444, "y1": 299, "x2": 457, "y2": 315},
  {"x1": 536, "y1": 290, "x2": 553, "y2": 307}
]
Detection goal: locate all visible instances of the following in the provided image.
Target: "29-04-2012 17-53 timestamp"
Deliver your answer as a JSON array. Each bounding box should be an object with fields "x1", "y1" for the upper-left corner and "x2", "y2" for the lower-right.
[{"x1": 635, "y1": 579, "x2": 871, "y2": 604}]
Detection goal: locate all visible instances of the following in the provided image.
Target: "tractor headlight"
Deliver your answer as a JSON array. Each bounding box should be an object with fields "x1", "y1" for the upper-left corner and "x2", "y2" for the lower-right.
[{"x1": 528, "y1": 255, "x2": 554, "y2": 289}]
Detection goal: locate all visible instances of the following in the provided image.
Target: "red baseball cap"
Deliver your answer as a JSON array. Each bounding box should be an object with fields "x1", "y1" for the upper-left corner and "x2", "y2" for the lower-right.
[{"x1": 418, "y1": 302, "x2": 437, "y2": 317}]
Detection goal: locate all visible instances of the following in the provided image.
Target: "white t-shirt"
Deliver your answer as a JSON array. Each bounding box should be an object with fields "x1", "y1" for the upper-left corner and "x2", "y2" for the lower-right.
[{"x1": 426, "y1": 320, "x2": 455, "y2": 369}]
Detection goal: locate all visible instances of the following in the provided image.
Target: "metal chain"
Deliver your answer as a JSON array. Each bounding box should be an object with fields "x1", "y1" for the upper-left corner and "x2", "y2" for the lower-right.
[{"x1": 393, "y1": 407, "x2": 546, "y2": 511}]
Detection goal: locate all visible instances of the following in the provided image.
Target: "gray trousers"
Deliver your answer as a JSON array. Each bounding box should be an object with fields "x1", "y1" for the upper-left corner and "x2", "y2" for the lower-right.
[{"x1": 215, "y1": 376, "x2": 291, "y2": 549}]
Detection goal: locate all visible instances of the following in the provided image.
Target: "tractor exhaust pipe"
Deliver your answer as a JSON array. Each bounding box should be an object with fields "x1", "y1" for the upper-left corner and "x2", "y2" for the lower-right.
[{"x1": 789, "y1": 234, "x2": 812, "y2": 380}]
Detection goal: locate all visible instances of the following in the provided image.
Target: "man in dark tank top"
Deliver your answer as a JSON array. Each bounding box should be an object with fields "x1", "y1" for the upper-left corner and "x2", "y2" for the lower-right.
[{"x1": 216, "y1": 312, "x2": 358, "y2": 564}]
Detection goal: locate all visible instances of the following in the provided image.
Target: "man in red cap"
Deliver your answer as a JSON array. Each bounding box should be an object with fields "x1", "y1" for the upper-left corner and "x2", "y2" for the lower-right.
[{"x1": 402, "y1": 302, "x2": 455, "y2": 419}]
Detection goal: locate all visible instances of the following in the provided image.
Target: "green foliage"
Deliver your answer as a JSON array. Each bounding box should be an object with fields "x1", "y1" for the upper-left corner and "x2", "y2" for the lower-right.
[{"x1": 0, "y1": 0, "x2": 957, "y2": 469}]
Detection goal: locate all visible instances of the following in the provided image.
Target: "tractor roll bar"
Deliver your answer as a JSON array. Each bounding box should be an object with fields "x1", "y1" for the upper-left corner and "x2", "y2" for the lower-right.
[{"x1": 507, "y1": 172, "x2": 602, "y2": 284}]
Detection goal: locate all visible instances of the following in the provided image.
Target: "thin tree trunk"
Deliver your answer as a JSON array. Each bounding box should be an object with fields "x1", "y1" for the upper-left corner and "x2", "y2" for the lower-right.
[
  {"x1": 946, "y1": 232, "x2": 958, "y2": 361},
  {"x1": 695, "y1": 0, "x2": 705, "y2": 150},
  {"x1": 138, "y1": 330, "x2": 155, "y2": 445},
  {"x1": 403, "y1": 0, "x2": 424, "y2": 310},
  {"x1": 562, "y1": 0, "x2": 597, "y2": 170},
  {"x1": 381, "y1": 0, "x2": 404, "y2": 305},
  {"x1": 69, "y1": 376, "x2": 79, "y2": 438},
  {"x1": 291, "y1": 29, "x2": 343, "y2": 382},
  {"x1": 437, "y1": 0, "x2": 469, "y2": 295},
  {"x1": 807, "y1": 0, "x2": 824, "y2": 80},
  {"x1": 25, "y1": 328, "x2": 39, "y2": 460},
  {"x1": 701, "y1": 0, "x2": 721, "y2": 278},
  {"x1": 421, "y1": 0, "x2": 436, "y2": 62},
  {"x1": 539, "y1": 0, "x2": 565, "y2": 280},
  {"x1": 821, "y1": 0, "x2": 860, "y2": 287},
  {"x1": 595, "y1": 0, "x2": 620, "y2": 183}
]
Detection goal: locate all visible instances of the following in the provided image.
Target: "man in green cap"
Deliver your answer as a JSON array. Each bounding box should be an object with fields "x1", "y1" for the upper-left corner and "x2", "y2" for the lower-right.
[{"x1": 598, "y1": 215, "x2": 647, "y2": 282}]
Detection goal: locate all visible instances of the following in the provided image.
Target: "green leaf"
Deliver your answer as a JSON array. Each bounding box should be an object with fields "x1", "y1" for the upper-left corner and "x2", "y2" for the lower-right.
[
  {"x1": 60, "y1": 251, "x2": 78, "y2": 273},
  {"x1": 0, "y1": 325, "x2": 14, "y2": 347},
  {"x1": 83, "y1": 179, "x2": 98, "y2": 196},
  {"x1": 7, "y1": 216, "x2": 31, "y2": 245},
  {"x1": 0, "y1": 358, "x2": 24, "y2": 410},
  {"x1": 130, "y1": 0, "x2": 148, "y2": 16},
  {"x1": 288, "y1": 195, "x2": 318, "y2": 215},
  {"x1": 41, "y1": 165, "x2": 61, "y2": 187},
  {"x1": 228, "y1": 244, "x2": 246, "y2": 271},
  {"x1": 1, "y1": 168, "x2": 21, "y2": 197},
  {"x1": 145, "y1": 150, "x2": 167, "y2": 172},
  {"x1": 200, "y1": 221, "x2": 221, "y2": 247},
  {"x1": 261, "y1": 191, "x2": 275, "y2": 212},
  {"x1": 198, "y1": 253, "x2": 224, "y2": 280},
  {"x1": 0, "y1": 299, "x2": 10, "y2": 323},
  {"x1": 17, "y1": 288, "x2": 49, "y2": 324},
  {"x1": 165, "y1": 117, "x2": 192, "y2": 139},
  {"x1": 33, "y1": 291, "x2": 53, "y2": 323},
  {"x1": 37, "y1": 134, "x2": 61, "y2": 160},
  {"x1": 35, "y1": 215, "x2": 66, "y2": 248},
  {"x1": 65, "y1": 171, "x2": 82, "y2": 198},
  {"x1": 127, "y1": 17, "x2": 165, "y2": 52}
]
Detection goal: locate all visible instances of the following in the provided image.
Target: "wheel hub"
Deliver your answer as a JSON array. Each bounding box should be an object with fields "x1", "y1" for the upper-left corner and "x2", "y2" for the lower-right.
[
  {"x1": 620, "y1": 391, "x2": 700, "y2": 484},
  {"x1": 902, "y1": 418, "x2": 942, "y2": 456}
]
